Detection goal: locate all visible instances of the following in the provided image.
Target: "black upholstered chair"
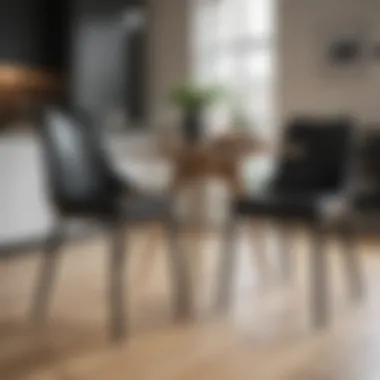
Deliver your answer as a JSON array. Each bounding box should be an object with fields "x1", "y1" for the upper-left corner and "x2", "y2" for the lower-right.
[
  {"x1": 348, "y1": 128, "x2": 380, "y2": 234},
  {"x1": 354, "y1": 129, "x2": 380, "y2": 209},
  {"x1": 217, "y1": 117, "x2": 364, "y2": 327},
  {"x1": 30, "y1": 106, "x2": 191, "y2": 341}
]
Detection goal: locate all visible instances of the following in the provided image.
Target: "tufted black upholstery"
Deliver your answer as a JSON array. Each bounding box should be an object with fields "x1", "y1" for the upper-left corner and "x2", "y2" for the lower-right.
[{"x1": 235, "y1": 117, "x2": 354, "y2": 220}]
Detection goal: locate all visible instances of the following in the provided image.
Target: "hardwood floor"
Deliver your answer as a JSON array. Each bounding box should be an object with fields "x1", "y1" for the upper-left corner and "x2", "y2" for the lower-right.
[{"x1": 1, "y1": 223, "x2": 380, "y2": 380}]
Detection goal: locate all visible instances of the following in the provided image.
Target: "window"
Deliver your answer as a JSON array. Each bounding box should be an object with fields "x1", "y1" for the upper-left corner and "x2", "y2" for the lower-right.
[{"x1": 191, "y1": 0, "x2": 276, "y2": 140}]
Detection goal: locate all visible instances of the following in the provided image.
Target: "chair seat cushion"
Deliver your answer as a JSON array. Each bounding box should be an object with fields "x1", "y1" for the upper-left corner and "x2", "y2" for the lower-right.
[
  {"x1": 122, "y1": 195, "x2": 173, "y2": 222},
  {"x1": 353, "y1": 190, "x2": 380, "y2": 211},
  {"x1": 61, "y1": 194, "x2": 173, "y2": 222},
  {"x1": 234, "y1": 192, "x2": 327, "y2": 220}
]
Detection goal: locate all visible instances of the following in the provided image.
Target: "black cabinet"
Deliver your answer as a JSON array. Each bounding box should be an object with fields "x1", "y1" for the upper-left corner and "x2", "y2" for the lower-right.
[{"x1": 0, "y1": 0, "x2": 69, "y2": 71}]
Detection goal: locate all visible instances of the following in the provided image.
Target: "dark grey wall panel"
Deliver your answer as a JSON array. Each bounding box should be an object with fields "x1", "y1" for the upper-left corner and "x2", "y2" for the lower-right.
[
  {"x1": 70, "y1": 0, "x2": 148, "y2": 125},
  {"x1": 71, "y1": 18, "x2": 129, "y2": 116},
  {"x1": 126, "y1": 26, "x2": 147, "y2": 124}
]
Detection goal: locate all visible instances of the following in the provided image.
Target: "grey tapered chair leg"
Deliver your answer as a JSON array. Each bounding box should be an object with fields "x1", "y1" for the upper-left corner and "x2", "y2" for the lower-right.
[
  {"x1": 109, "y1": 221, "x2": 128, "y2": 342},
  {"x1": 276, "y1": 223, "x2": 293, "y2": 282},
  {"x1": 30, "y1": 223, "x2": 64, "y2": 325},
  {"x1": 340, "y1": 220, "x2": 364, "y2": 302},
  {"x1": 248, "y1": 220, "x2": 271, "y2": 290},
  {"x1": 216, "y1": 211, "x2": 238, "y2": 312},
  {"x1": 167, "y1": 215, "x2": 192, "y2": 319},
  {"x1": 310, "y1": 221, "x2": 329, "y2": 328}
]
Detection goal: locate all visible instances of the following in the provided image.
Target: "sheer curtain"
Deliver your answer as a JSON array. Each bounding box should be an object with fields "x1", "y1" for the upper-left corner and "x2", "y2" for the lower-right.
[{"x1": 191, "y1": 0, "x2": 277, "y2": 140}]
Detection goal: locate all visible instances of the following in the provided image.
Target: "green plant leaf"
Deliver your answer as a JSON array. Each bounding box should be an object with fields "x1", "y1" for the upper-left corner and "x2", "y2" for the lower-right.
[{"x1": 169, "y1": 84, "x2": 224, "y2": 109}]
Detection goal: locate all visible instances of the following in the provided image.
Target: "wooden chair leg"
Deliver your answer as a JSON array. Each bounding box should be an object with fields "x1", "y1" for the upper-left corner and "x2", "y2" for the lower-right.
[
  {"x1": 30, "y1": 224, "x2": 64, "y2": 325},
  {"x1": 310, "y1": 222, "x2": 329, "y2": 328},
  {"x1": 109, "y1": 221, "x2": 128, "y2": 342},
  {"x1": 216, "y1": 211, "x2": 238, "y2": 312},
  {"x1": 167, "y1": 216, "x2": 192, "y2": 319},
  {"x1": 340, "y1": 221, "x2": 364, "y2": 302}
]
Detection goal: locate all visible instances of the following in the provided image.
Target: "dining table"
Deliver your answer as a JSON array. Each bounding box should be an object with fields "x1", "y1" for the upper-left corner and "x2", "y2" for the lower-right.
[{"x1": 130, "y1": 130, "x2": 270, "y2": 297}]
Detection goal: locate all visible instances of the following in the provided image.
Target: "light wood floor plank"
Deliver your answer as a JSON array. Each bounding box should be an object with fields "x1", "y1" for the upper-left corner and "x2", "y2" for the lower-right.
[{"x1": 0, "y1": 226, "x2": 379, "y2": 380}]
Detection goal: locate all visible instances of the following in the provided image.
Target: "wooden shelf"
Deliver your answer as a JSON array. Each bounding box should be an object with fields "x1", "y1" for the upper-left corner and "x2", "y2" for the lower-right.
[{"x1": 0, "y1": 64, "x2": 64, "y2": 124}]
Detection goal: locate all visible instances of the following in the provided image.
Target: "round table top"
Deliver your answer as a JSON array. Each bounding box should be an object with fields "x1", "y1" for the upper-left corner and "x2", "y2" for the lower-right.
[
  {"x1": 158, "y1": 132, "x2": 265, "y2": 159},
  {"x1": 156, "y1": 132, "x2": 269, "y2": 194}
]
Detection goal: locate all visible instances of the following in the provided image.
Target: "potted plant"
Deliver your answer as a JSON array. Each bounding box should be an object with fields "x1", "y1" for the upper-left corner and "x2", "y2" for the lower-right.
[{"x1": 169, "y1": 84, "x2": 220, "y2": 144}]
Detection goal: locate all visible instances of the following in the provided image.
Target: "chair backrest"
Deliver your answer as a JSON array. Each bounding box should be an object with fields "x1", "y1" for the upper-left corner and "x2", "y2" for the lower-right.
[
  {"x1": 40, "y1": 106, "x2": 120, "y2": 213},
  {"x1": 274, "y1": 117, "x2": 354, "y2": 192},
  {"x1": 359, "y1": 128, "x2": 380, "y2": 185}
]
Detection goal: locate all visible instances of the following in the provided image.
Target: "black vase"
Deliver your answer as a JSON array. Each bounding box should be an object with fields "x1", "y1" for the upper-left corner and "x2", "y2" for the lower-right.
[{"x1": 183, "y1": 107, "x2": 203, "y2": 144}]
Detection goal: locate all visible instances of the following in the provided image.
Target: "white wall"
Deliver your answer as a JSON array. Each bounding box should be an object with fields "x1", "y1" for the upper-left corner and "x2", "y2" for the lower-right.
[
  {"x1": 0, "y1": 133, "x2": 54, "y2": 246},
  {"x1": 279, "y1": 0, "x2": 380, "y2": 123}
]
